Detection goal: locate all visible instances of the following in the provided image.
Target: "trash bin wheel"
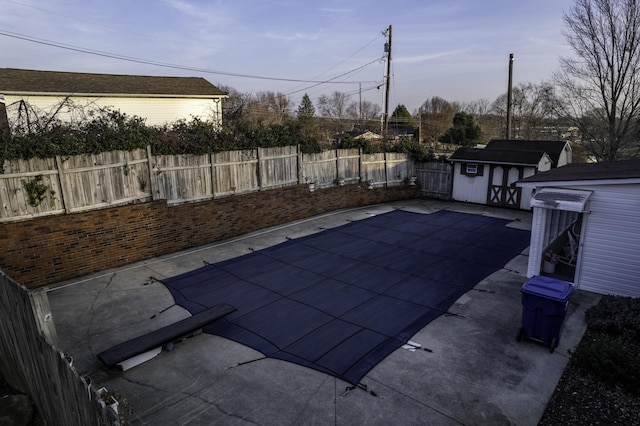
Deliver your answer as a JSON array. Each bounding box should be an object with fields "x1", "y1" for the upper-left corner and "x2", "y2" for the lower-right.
[
  {"x1": 516, "y1": 327, "x2": 524, "y2": 342},
  {"x1": 549, "y1": 337, "x2": 557, "y2": 353}
]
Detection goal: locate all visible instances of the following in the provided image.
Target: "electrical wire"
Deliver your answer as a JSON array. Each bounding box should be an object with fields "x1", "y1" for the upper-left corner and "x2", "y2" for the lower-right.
[
  {"x1": 286, "y1": 33, "x2": 385, "y2": 95},
  {"x1": 285, "y1": 56, "x2": 385, "y2": 96},
  {"x1": 0, "y1": 29, "x2": 379, "y2": 85}
]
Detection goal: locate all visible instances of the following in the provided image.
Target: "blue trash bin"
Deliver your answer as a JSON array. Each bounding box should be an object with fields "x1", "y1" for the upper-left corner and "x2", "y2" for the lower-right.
[{"x1": 516, "y1": 275, "x2": 573, "y2": 353}]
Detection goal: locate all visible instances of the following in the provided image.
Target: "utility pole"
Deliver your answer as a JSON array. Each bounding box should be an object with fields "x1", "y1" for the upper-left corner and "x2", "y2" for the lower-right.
[
  {"x1": 359, "y1": 82, "x2": 362, "y2": 129},
  {"x1": 383, "y1": 25, "x2": 392, "y2": 140},
  {"x1": 506, "y1": 53, "x2": 514, "y2": 140}
]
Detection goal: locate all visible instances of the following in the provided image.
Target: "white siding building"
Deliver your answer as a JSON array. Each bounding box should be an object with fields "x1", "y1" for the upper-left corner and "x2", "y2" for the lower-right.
[
  {"x1": 518, "y1": 160, "x2": 640, "y2": 297},
  {"x1": 449, "y1": 147, "x2": 552, "y2": 209},
  {"x1": 0, "y1": 68, "x2": 227, "y2": 127}
]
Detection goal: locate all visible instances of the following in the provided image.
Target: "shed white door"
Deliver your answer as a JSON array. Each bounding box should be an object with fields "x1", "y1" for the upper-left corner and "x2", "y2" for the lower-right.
[{"x1": 487, "y1": 165, "x2": 522, "y2": 209}]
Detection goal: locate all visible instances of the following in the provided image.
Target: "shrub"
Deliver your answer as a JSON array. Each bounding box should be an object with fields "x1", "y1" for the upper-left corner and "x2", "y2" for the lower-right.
[
  {"x1": 1, "y1": 101, "x2": 327, "y2": 164},
  {"x1": 390, "y1": 136, "x2": 436, "y2": 162},
  {"x1": 571, "y1": 296, "x2": 640, "y2": 394}
]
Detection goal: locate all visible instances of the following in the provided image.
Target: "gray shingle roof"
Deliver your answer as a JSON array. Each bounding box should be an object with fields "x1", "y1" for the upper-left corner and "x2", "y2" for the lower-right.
[
  {"x1": 519, "y1": 159, "x2": 640, "y2": 183},
  {"x1": 449, "y1": 147, "x2": 547, "y2": 166},
  {"x1": 0, "y1": 68, "x2": 227, "y2": 97},
  {"x1": 485, "y1": 139, "x2": 568, "y2": 166}
]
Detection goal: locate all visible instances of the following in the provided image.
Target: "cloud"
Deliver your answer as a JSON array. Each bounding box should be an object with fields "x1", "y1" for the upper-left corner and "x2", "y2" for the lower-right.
[
  {"x1": 318, "y1": 8, "x2": 353, "y2": 15},
  {"x1": 395, "y1": 47, "x2": 475, "y2": 65},
  {"x1": 161, "y1": 0, "x2": 197, "y2": 15},
  {"x1": 262, "y1": 32, "x2": 320, "y2": 42}
]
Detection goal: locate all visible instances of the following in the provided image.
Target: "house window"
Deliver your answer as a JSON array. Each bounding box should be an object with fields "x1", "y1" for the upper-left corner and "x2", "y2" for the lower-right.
[{"x1": 466, "y1": 164, "x2": 478, "y2": 174}]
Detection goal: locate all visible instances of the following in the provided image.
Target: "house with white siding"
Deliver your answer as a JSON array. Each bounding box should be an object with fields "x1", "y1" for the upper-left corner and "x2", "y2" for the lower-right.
[
  {"x1": 518, "y1": 159, "x2": 640, "y2": 297},
  {"x1": 449, "y1": 140, "x2": 571, "y2": 209},
  {"x1": 0, "y1": 68, "x2": 227, "y2": 128}
]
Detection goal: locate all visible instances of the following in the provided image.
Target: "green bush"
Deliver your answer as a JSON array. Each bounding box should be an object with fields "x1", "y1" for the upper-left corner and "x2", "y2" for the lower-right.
[
  {"x1": 1, "y1": 104, "x2": 325, "y2": 165},
  {"x1": 390, "y1": 136, "x2": 436, "y2": 162},
  {"x1": 338, "y1": 134, "x2": 380, "y2": 154},
  {"x1": 585, "y1": 295, "x2": 640, "y2": 337},
  {"x1": 571, "y1": 296, "x2": 640, "y2": 394}
]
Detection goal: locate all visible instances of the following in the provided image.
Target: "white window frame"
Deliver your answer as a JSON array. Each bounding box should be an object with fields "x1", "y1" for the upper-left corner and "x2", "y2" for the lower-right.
[{"x1": 465, "y1": 164, "x2": 478, "y2": 175}]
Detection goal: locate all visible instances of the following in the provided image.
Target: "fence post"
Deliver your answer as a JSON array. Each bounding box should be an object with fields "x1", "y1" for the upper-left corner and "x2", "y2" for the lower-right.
[
  {"x1": 54, "y1": 156, "x2": 70, "y2": 214},
  {"x1": 29, "y1": 288, "x2": 58, "y2": 347},
  {"x1": 210, "y1": 152, "x2": 216, "y2": 198},
  {"x1": 335, "y1": 149, "x2": 340, "y2": 183},
  {"x1": 297, "y1": 145, "x2": 303, "y2": 184},
  {"x1": 145, "y1": 145, "x2": 158, "y2": 201},
  {"x1": 256, "y1": 148, "x2": 262, "y2": 190},
  {"x1": 384, "y1": 151, "x2": 389, "y2": 186},
  {"x1": 358, "y1": 148, "x2": 363, "y2": 183}
]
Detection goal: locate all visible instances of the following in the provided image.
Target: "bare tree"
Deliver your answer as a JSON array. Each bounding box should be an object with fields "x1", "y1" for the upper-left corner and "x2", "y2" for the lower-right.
[
  {"x1": 346, "y1": 100, "x2": 381, "y2": 121},
  {"x1": 317, "y1": 91, "x2": 353, "y2": 134},
  {"x1": 491, "y1": 82, "x2": 558, "y2": 140},
  {"x1": 418, "y1": 96, "x2": 460, "y2": 144},
  {"x1": 248, "y1": 91, "x2": 292, "y2": 125},
  {"x1": 463, "y1": 98, "x2": 491, "y2": 116},
  {"x1": 345, "y1": 99, "x2": 382, "y2": 133},
  {"x1": 555, "y1": 0, "x2": 640, "y2": 160},
  {"x1": 462, "y1": 98, "x2": 503, "y2": 142},
  {"x1": 317, "y1": 92, "x2": 350, "y2": 119},
  {"x1": 218, "y1": 85, "x2": 252, "y2": 127}
]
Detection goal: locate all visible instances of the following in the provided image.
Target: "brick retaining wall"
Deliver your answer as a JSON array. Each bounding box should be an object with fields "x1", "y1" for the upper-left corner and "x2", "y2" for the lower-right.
[{"x1": 1, "y1": 183, "x2": 418, "y2": 288}]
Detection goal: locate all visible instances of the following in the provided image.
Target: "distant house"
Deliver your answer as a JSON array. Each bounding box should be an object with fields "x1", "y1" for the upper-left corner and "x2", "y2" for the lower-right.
[
  {"x1": 0, "y1": 68, "x2": 227, "y2": 128},
  {"x1": 448, "y1": 139, "x2": 572, "y2": 209},
  {"x1": 346, "y1": 130, "x2": 383, "y2": 141},
  {"x1": 518, "y1": 159, "x2": 640, "y2": 297}
]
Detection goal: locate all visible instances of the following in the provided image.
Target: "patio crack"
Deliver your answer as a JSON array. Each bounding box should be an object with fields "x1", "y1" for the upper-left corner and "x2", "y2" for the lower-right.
[
  {"x1": 85, "y1": 273, "x2": 117, "y2": 358},
  {"x1": 119, "y1": 375, "x2": 260, "y2": 424},
  {"x1": 365, "y1": 377, "x2": 465, "y2": 425},
  {"x1": 291, "y1": 376, "x2": 331, "y2": 425}
]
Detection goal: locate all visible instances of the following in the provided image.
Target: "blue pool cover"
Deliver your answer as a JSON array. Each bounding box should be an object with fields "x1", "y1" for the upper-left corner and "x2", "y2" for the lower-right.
[{"x1": 161, "y1": 209, "x2": 530, "y2": 384}]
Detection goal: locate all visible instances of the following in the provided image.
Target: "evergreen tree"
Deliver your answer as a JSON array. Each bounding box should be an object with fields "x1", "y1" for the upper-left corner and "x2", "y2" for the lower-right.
[
  {"x1": 296, "y1": 93, "x2": 320, "y2": 142},
  {"x1": 438, "y1": 111, "x2": 482, "y2": 146},
  {"x1": 389, "y1": 104, "x2": 415, "y2": 129},
  {"x1": 297, "y1": 94, "x2": 316, "y2": 122}
]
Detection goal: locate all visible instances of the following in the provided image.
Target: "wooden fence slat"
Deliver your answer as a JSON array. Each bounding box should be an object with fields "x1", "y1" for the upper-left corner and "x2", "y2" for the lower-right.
[
  {"x1": 1, "y1": 145, "x2": 432, "y2": 220},
  {"x1": 416, "y1": 162, "x2": 452, "y2": 199},
  {"x1": 0, "y1": 271, "x2": 116, "y2": 425}
]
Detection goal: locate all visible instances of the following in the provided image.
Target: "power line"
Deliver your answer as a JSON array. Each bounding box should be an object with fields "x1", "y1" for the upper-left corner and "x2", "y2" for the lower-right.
[
  {"x1": 285, "y1": 56, "x2": 385, "y2": 96},
  {"x1": 286, "y1": 33, "x2": 384, "y2": 94},
  {"x1": 1, "y1": 0, "x2": 164, "y2": 42},
  {"x1": 0, "y1": 29, "x2": 380, "y2": 85}
]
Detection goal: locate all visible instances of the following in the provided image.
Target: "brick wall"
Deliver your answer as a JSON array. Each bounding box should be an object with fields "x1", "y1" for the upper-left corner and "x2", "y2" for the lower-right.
[{"x1": 1, "y1": 183, "x2": 418, "y2": 288}]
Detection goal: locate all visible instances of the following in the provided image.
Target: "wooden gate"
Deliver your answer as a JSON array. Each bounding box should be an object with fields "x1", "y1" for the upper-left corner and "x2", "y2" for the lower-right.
[{"x1": 487, "y1": 165, "x2": 523, "y2": 208}]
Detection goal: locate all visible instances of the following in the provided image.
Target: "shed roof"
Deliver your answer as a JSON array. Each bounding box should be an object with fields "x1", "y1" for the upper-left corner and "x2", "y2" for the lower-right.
[
  {"x1": 0, "y1": 68, "x2": 227, "y2": 98},
  {"x1": 449, "y1": 147, "x2": 547, "y2": 166},
  {"x1": 485, "y1": 139, "x2": 568, "y2": 166},
  {"x1": 519, "y1": 159, "x2": 640, "y2": 183}
]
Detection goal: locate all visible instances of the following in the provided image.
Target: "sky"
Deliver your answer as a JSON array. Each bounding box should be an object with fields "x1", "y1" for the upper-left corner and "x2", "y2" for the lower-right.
[{"x1": 0, "y1": 0, "x2": 576, "y2": 113}]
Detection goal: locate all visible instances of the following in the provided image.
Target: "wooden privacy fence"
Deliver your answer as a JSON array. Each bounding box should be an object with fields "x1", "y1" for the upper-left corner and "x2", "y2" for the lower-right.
[
  {"x1": 0, "y1": 270, "x2": 118, "y2": 425},
  {"x1": 415, "y1": 162, "x2": 452, "y2": 200},
  {"x1": 0, "y1": 146, "x2": 426, "y2": 222}
]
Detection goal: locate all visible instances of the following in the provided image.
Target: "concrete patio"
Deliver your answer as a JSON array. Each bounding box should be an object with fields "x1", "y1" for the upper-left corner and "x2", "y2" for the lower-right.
[{"x1": 47, "y1": 199, "x2": 600, "y2": 425}]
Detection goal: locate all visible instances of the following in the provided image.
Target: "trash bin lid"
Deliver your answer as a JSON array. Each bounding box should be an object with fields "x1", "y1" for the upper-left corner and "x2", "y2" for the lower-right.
[{"x1": 521, "y1": 276, "x2": 573, "y2": 301}]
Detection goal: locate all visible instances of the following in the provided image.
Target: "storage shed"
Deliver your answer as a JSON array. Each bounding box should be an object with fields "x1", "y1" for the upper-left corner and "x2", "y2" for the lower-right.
[
  {"x1": 518, "y1": 159, "x2": 640, "y2": 297},
  {"x1": 0, "y1": 68, "x2": 227, "y2": 127},
  {"x1": 449, "y1": 147, "x2": 552, "y2": 209}
]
